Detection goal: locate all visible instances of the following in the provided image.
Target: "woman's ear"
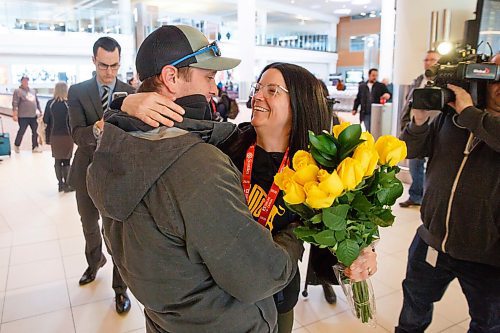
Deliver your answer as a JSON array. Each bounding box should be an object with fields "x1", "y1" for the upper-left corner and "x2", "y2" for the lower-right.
[{"x1": 160, "y1": 65, "x2": 178, "y2": 94}]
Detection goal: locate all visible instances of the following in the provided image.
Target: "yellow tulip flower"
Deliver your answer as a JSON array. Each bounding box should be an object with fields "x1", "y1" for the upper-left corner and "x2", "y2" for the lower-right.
[
  {"x1": 333, "y1": 122, "x2": 352, "y2": 138},
  {"x1": 292, "y1": 150, "x2": 317, "y2": 171},
  {"x1": 283, "y1": 180, "x2": 306, "y2": 205},
  {"x1": 304, "y1": 181, "x2": 337, "y2": 209},
  {"x1": 293, "y1": 164, "x2": 320, "y2": 186},
  {"x1": 375, "y1": 135, "x2": 408, "y2": 166},
  {"x1": 337, "y1": 157, "x2": 365, "y2": 190},
  {"x1": 352, "y1": 145, "x2": 379, "y2": 177},
  {"x1": 274, "y1": 166, "x2": 296, "y2": 191}
]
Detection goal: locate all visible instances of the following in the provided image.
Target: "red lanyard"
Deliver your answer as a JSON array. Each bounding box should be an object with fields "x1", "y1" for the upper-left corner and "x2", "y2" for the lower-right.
[{"x1": 242, "y1": 144, "x2": 289, "y2": 226}]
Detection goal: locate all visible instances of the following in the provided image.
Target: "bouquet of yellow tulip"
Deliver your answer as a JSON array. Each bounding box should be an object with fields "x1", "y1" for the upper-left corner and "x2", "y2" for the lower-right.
[{"x1": 275, "y1": 122, "x2": 407, "y2": 324}]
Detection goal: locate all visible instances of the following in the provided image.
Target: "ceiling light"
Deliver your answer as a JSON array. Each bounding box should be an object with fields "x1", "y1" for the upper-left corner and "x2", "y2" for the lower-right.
[
  {"x1": 291, "y1": 0, "x2": 295, "y2": 3},
  {"x1": 329, "y1": 0, "x2": 350, "y2": 2},
  {"x1": 334, "y1": 8, "x2": 352, "y2": 15},
  {"x1": 352, "y1": 0, "x2": 371, "y2": 5}
]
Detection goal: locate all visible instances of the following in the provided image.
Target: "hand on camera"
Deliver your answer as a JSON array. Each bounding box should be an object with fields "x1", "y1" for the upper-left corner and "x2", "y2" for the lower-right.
[
  {"x1": 447, "y1": 84, "x2": 474, "y2": 114},
  {"x1": 122, "y1": 93, "x2": 185, "y2": 128}
]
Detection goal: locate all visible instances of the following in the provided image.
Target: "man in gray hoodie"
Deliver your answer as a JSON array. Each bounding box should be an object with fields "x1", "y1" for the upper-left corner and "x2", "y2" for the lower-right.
[{"x1": 87, "y1": 25, "x2": 303, "y2": 333}]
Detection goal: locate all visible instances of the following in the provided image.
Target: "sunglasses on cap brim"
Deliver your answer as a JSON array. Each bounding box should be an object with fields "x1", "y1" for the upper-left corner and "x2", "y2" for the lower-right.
[{"x1": 170, "y1": 41, "x2": 221, "y2": 67}]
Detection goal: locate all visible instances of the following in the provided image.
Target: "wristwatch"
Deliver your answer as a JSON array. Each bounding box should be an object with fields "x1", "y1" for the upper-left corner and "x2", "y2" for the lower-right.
[{"x1": 93, "y1": 122, "x2": 103, "y2": 139}]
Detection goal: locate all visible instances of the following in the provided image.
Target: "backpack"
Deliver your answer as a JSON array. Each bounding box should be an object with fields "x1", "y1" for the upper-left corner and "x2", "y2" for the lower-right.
[{"x1": 227, "y1": 99, "x2": 240, "y2": 119}]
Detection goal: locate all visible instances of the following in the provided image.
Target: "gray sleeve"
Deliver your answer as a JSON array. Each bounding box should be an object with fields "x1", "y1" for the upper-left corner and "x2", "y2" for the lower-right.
[
  {"x1": 175, "y1": 144, "x2": 303, "y2": 304},
  {"x1": 400, "y1": 115, "x2": 434, "y2": 159},
  {"x1": 12, "y1": 89, "x2": 19, "y2": 111},
  {"x1": 68, "y1": 85, "x2": 97, "y2": 148},
  {"x1": 457, "y1": 106, "x2": 500, "y2": 153}
]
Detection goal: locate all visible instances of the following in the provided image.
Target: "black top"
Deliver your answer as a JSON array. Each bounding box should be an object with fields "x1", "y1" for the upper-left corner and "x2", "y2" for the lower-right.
[
  {"x1": 43, "y1": 99, "x2": 70, "y2": 137},
  {"x1": 227, "y1": 140, "x2": 301, "y2": 313},
  {"x1": 353, "y1": 81, "x2": 391, "y2": 114}
]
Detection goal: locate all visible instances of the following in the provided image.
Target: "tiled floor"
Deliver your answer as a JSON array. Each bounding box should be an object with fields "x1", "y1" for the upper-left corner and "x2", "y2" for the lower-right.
[{"x1": 0, "y1": 114, "x2": 472, "y2": 332}]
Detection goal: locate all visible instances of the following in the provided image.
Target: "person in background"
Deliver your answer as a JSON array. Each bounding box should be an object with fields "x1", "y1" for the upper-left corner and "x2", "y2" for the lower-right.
[
  {"x1": 43, "y1": 82, "x2": 74, "y2": 192},
  {"x1": 399, "y1": 50, "x2": 440, "y2": 208},
  {"x1": 336, "y1": 79, "x2": 346, "y2": 91},
  {"x1": 127, "y1": 76, "x2": 140, "y2": 90},
  {"x1": 381, "y1": 78, "x2": 393, "y2": 102},
  {"x1": 67, "y1": 36, "x2": 135, "y2": 314},
  {"x1": 12, "y1": 76, "x2": 43, "y2": 153},
  {"x1": 352, "y1": 68, "x2": 391, "y2": 132},
  {"x1": 217, "y1": 88, "x2": 232, "y2": 122}
]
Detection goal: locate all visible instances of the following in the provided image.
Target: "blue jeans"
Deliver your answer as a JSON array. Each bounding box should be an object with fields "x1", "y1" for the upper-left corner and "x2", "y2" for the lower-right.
[
  {"x1": 396, "y1": 234, "x2": 500, "y2": 333},
  {"x1": 408, "y1": 158, "x2": 425, "y2": 204}
]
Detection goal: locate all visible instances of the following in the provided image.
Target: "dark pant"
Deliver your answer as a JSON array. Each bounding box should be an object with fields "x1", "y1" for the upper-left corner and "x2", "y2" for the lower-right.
[
  {"x1": 396, "y1": 233, "x2": 500, "y2": 333},
  {"x1": 54, "y1": 159, "x2": 71, "y2": 186},
  {"x1": 360, "y1": 113, "x2": 371, "y2": 132},
  {"x1": 408, "y1": 158, "x2": 425, "y2": 204},
  {"x1": 15, "y1": 117, "x2": 38, "y2": 149},
  {"x1": 75, "y1": 187, "x2": 127, "y2": 294}
]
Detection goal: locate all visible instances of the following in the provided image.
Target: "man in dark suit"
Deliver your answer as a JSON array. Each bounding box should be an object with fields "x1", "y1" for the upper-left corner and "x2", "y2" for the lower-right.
[
  {"x1": 68, "y1": 36, "x2": 135, "y2": 314},
  {"x1": 399, "y1": 50, "x2": 440, "y2": 208},
  {"x1": 352, "y1": 68, "x2": 391, "y2": 132}
]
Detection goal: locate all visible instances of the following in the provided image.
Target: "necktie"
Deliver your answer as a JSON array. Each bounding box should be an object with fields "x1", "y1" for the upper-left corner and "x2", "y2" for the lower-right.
[{"x1": 101, "y1": 85, "x2": 110, "y2": 111}]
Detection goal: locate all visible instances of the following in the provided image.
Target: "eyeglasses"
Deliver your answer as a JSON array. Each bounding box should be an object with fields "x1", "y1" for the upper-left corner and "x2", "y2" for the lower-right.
[
  {"x1": 250, "y1": 83, "x2": 289, "y2": 98},
  {"x1": 170, "y1": 41, "x2": 221, "y2": 67},
  {"x1": 97, "y1": 62, "x2": 120, "y2": 71}
]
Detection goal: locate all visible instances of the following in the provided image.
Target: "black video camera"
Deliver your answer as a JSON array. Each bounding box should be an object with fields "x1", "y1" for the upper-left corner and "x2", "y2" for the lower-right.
[{"x1": 412, "y1": 46, "x2": 499, "y2": 110}]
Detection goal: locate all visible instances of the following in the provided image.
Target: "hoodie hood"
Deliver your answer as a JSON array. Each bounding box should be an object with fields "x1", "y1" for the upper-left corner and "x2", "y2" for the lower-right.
[{"x1": 87, "y1": 96, "x2": 238, "y2": 222}]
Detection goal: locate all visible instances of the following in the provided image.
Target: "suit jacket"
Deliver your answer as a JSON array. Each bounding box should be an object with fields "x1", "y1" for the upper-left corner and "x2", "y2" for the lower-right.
[
  {"x1": 400, "y1": 74, "x2": 424, "y2": 132},
  {"x1": 67, "y1": 76, "x2": 135, "y2": 190},
  {"x1": 353, "y1": 81, "x2": 390, "y2": 115}
]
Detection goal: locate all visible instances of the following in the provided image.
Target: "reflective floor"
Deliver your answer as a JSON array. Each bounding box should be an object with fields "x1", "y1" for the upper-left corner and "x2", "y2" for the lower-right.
[{"x1": 0, "y1": 113, "x2": 471, "y2": 333}]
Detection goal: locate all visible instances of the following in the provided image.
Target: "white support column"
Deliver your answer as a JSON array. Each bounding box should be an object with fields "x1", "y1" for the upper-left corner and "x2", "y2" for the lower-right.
[
  {"x1": 119, "y1": 0, "x2": 133, "y2": 35},
  {"x1": 256, "y1": 9, "x2": 267, "y2": 46},
  {"x1": 328, "y1": 20, "x2": 339, "y2": 53},
  {"x1": 237, "y1": 0, "x2": 256, "y2": 99},
  {"x1": 379, "y1": 0, "x2": 395, "y2": 82}
]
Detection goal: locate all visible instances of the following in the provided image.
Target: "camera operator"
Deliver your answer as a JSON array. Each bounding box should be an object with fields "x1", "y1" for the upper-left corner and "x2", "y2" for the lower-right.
[{"x1": 396, "y1": 54, "x2": 500, "y2": 333}]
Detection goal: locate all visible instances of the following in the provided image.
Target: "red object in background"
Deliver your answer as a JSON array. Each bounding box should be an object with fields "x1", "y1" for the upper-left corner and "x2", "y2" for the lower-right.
[{"x1": 380, "y1": 97, "x2": 386, "y2": 105}]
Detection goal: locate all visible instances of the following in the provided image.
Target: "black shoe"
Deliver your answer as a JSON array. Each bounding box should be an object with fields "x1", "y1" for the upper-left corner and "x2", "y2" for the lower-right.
[
  {"x1": 58, "y1": 184, "x2": 64, "y2": 192},
  {"x1": 79, "y1": 256, "x2": 107, "y2": 285},
  {"x1": 115, "y1": 293, "x2": 131, "y2": 314},
  {"x1": 399, "y1": 199, "x2": 421, "y2": 208},
  {"x1": 322, "y1": 283, "x2": 337, "y2": 304}
]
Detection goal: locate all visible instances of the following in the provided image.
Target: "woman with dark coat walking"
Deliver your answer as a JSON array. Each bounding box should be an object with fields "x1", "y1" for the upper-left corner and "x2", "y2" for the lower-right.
[{"x1": 43, "y1": 82, "x2": 74, "y2": 192}]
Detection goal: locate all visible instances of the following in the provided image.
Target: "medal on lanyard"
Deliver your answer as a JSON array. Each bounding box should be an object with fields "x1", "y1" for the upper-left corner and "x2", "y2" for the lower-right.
[{"x1": 242, "y1": 144, "x2": 289, "y2": 226}]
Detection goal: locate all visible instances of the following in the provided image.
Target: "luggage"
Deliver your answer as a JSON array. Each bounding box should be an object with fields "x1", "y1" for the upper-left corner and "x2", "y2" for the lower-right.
[{"x1": 0, "y1": 116, "x2": 11, "y2": 156}]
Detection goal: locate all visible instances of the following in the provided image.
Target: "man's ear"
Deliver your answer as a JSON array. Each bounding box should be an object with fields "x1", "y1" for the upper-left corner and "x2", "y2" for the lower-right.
[
  {"x1": 160, "y1": 65, "x2": 179, "y2": 94},
  {"x1": 92, "y1": 56, "x2": 96, "y2": 65}
]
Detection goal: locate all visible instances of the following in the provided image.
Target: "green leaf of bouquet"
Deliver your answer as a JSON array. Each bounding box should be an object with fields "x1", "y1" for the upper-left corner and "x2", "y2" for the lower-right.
[
  {"x1": 352, "y1": 193, "x2": 372, "y2": 213},
  {"x1": 338, "y1": 192, "x2": 356, "y2": 205},
  {"x1": 334, "y1": 230, "x2": 347, "y2": 242},
  {"x1": 317, "y1": 134, "x2": 338, "y2": 156},
  {"x1": 339, "y1": 139, "x2": 364, "y2": 161},
  {"x1": 294, "y1": 226, "x2": 320, "y2": 240},
  {"x1": 311, "y1": 147, "x2": 336, "y2": 168},
  {"x1": 310, "y1": 213, "x2": 323, "y2": 224},
  {"x1": 368, "y1": 209, "x2": 395, "y2": 227},
  {"x1": 322, "y1": 204, "x2": 350, "y2": 230},
  {"x1": 338, "y1": 124, "x2": 362, "y2": 147},
  {"x1": 376, "y1": 182, "x2": 404, "y2": 206},
  {"x1": 286, "y1": 203, "x2": 316, "y2": 219},
  {"x1": 336, "y1": 239, "x2": 360, "y2": 267},
  {"x1": 313, "y1": 230, "x2": 338, "y2": 247}
]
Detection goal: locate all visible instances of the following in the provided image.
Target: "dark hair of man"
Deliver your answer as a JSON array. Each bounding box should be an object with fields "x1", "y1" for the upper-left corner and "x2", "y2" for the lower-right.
[
  {"x1": 224, "y1": 62, "x2": 330, "y2": 164},
  {"x1": 137, "y1": 67, "x2": 192, "y2": 93},
  {"x1": 93, "y1": 37, "x2": 121, "y2": 57},
  {"x1": 368, "y1": 68, "x2": 378, "y2": 75}
]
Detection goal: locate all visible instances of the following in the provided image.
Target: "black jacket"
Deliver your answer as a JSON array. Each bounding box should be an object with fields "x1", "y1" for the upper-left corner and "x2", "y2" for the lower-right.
[
  {"x1": 67, "y1": 77, "x2": 135, "y2": 190},
  {"x1": 401, "y1": 106, "x2": 500, "y2": 267},
  {"x1": 353, "y1": 81, "x2": 390, "y2": 115}
]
